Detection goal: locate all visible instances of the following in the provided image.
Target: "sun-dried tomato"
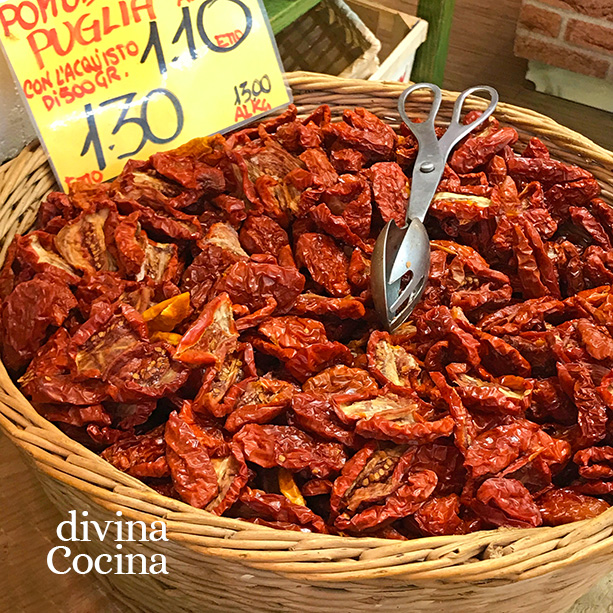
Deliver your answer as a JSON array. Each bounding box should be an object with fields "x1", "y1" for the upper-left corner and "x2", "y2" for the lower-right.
[
  {"x1": 113, "y1": 159, "x2": 201, "y2": 211},
  {"x1": 464, "y1": 419, "x2": 570, "y2": 479},
  {"x1": 290, "y1": 292, "x2": 365, "y2": 319},
  {"x1": 366, "y1": 162, "x2": 409, "y2": 228},
  {"x1": 181, "y1": 223, "x2": 248, "y2": 310},
  {"x1": 175, "y1": 293, "x2": 238, "y2": 367},
  {"x1": 238, "y1": 487, "x2": 327, "y2": 532},
  {"x1": 426, "y1": 241, "x2": 512, "y2": 316},
  {"x1": 478, "y1": 297, "x2": 565, "y2": 336},
  {"x1": 448, "y1": 370, "x2": 532, "y2": 416},
  {"x1": 348, "y1": 249, "x2": 371, "y2": 290},
  {"x1": 508, "y1": 157, "x2": 593, "y2": 184},
  {"x1": 523, "y1": 137, "x2": 550, "y2": 159},
  {"x1": 473, "y1": 477, "x2": 542, "y2": 528},
  {"x1": 239, "y1": 215, "x2": 289, "y2": 257},
  {"x1": 330, "y1": 443, "x2": 437, "y2": 532},
  {"x1": 240, "y1": 141, "x2": 305, "y2": 222},
  {"x1": 15, "y1": 232, "x2": 79, "y2": 283},
  {"x1": 213, "y1": 257, "x2": 305, "y2": 314},
  {"x1": 537, "y1": 487, "x2": 610, "y2": 526},
  {"x1": 278, "y1": 467, "x2": 307, "y2": 506},
  {"x1": 410, "y1": 442, "x2": 466, "y2": 496},
  {"x1": 212, "y1": 194, "x2": 247, "y2": 227},
  {"x1": 302, "y1": 478, "x2": 333, "y2": 497},
  {"x1": 330, "y1": 147, "x2": 366, "y2": 173},
  {"x1": 430, "y1": 371, "x2": 477, "y2": 453},
  {"x1": 300, "y1": 148, "x2": 339, "y2": 188},
  {"x1": 291, "y1": 392, "x2": 361, "y2": 447},
  {"x1": 193, "y1": 344, "x2": 255, "y2": 417},
  {"x1": 324, "y1": 108, "x2": 397, "y2": 161},
  {"x1": 19, "y1": 328, "x2": 108, "y2": 405},
  {"x1": 258, "y1": 315, "x2": 328, "y2": 348},
  {"x1": 38, "y1": 403, "x2": 111, "y2": 428},
  {"x1": 102, "y1": 425, "x2": 169, "y2": 478},
  {"x1": 366, "y1": 331, "x2": 422, "y2": 390},
  {"x1": 413, "y1": 494, "x2": 464, "y2": 536},
  {"x1": 308, "y1": 203, "x2": 370, "y2": 251},
  {"x1": 302, "y1": 365, "x2": 379, "y2": 402},
  {"x1": 106, "y1": 342, "x2": 190, "y2": 402},
  {"x1": 275, "y1": 120, "x2": 323, "y2": 153},
  {"x1": 233, "y1": 423, "x2": 346, "y2": 478},
  {"x1": 224, "y1": 376, "x2": 295, "y2": 433},
  {"x1": 544, "y1": 179, "x2": 601, "y2": 219},
  {"x1": 574, "y1": 446, "x2": 613, "y2": 480},
  {"x1": 150, "y1": 148, "x2": 225, "y2": 195},
  {"x1": 322, "y1": 174, "x2": 372, "y2": 239},
  {"x1": 1, "y1": 272, "x2": 77, "y2": 371},
  {"x1": 450, "y1": 127, "x2": 518, "y2": 174},
  {"x1": 165, "y1": 409, "x2": 220, "y2": 508},
  {"x1": 54, "y1": 207, "x2": 115, "y2": 274},
  {"x1": 295, "y1": 233, "x2": 351, "y2": 297},
  {"x1": 530, "y1": 377, "x2": 578, "y2": 425},
  {"x1": 336, "y1": 392, "x2": 455, "y2": 444},
  {"x1": 557, "y1": 362, "x2": 608, "y2": 444}
]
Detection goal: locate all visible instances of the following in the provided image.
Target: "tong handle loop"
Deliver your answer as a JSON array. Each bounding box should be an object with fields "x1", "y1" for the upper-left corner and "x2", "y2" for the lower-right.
[
  {"x1": 441, "y1": 85, "x2": 499, "y2": 153},
  {"x1": 397, "y1": 82, "x2": 442, "y2": 142}
]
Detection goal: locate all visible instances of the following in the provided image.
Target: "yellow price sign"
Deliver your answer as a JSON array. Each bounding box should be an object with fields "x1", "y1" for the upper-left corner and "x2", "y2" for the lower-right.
[{"x1": 0, "y1": 0, "x2": 291, "y2": 191}]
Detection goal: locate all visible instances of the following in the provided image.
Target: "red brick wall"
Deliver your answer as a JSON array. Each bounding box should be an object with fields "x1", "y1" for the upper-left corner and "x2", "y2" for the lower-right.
[{"x1": 514, "y1": 0, "x2": 613, "y2": 80}]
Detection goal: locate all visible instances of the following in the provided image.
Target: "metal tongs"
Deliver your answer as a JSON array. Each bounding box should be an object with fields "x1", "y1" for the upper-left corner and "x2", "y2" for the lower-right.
[{"x1": 371, "y1": 83, "x2": 499, "y2": 331}]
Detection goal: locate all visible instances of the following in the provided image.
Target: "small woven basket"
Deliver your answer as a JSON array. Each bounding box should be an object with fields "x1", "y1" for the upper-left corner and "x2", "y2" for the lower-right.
[
  {"x1": 1, "y1": 72, "x2": 613, "y2": 613},
  {"x1": 276, "y1": 0, "x2": 381, "y2": 78}
]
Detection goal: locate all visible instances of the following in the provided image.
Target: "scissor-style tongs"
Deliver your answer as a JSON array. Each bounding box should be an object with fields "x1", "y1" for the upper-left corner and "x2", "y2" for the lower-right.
[{"x1": 371, "y1": 83, "x2": 499, "y2": 331}]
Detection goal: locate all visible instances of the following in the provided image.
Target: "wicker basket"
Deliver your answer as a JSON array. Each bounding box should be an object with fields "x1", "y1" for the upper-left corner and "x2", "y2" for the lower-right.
[
  {"x1": 1, "y1": 72, "x2": 613, "y2": 613},
  {"x1": 276, "y1": 0, "x2": 381, "y2": 78}
]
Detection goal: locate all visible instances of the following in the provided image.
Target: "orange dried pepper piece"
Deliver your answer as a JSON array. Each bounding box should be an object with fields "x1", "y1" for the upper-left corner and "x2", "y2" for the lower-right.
[
  {"x1": 143, "y1": 292, "x2": 191, "y2": 332},
  {"x1": 278, "y1": 467, "x2": 306, "y2": 507}
]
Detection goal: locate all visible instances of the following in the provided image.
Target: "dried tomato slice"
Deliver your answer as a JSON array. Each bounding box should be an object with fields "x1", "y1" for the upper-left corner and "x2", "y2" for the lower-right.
[
  {"x1": 295, "y1": 233, "x2": 351, "y2": 297},
  {"x1": 54, "y1": 207, "x2": 115, "y2": 273},
  {"x1": 213, "y1": 257, "x2": 305, "y2": 313},
  {"x1": 336, "y1": 392, "x2": 454, "y2": 444},
  {"x1": 68, "y1": 302, "x2": 148, "y2": 379},
  {"x1": 413, "y1": 494, "x2": 464, "y2": 536},
  {"x1": 106, "y1": 342, "x2": 190, "y2": 402},
  {"x1": 143, "y1": 292, "x2": 191, "y2": 333},
  {"x1": 367, "y1": 330, "x2": 422, "y2": 391},
  {"x1": 102, "y1": 425, "x2": 170, "y2": 479},
  {"x1": 239, "y1": 215, "x2": 289, "y2": 257},
  {"x1": 291, "y1": 392, "x2": 361, "y2": 447},
  {"x1": 537, "y1": 487, "x2": 609, "y2": 526},
  {"x1": 16, "y1": 231, "x2": 79, "y2": 283},
  {"x1": 291, "y1": 292, "x2": 365, "y2": 319},
  {"x1": 1, "y1": 272, "x2": 77, "y2": 371},
  {"x1": 472, "y1": 477, "x2": 542, "y2": 528},
  {"x1": 302, "y1": 365, "x2": 379, "y2": 403},
  {"x1": 233, "y1": 423, "x2": 346, "y2": 478},
  {"x1": 330, "y1": 444, "x2": 437, "y2": 532},
  {"x1": 224, "y1": 376, "x2": 296, "y2": 433},
  {"x1": 367, "y1": 162, "x2": 409, "y2": 228},
  {"x1": 175, "y1": 293, "x2": 239, "y2": 367},
  {"x1": 238, "y1": 487, "x2": 327, "y2": 533}
]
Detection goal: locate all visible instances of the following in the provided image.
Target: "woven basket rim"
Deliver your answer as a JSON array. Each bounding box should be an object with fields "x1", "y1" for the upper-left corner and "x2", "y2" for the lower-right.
[{"x1": 1, "y1": 71, "x2": 613, "y2": 585}]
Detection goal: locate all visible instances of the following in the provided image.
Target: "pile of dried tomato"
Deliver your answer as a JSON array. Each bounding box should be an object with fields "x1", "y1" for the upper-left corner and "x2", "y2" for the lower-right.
[{"x1": 3, "y1": 103, "x2": 613, "y2": 538}]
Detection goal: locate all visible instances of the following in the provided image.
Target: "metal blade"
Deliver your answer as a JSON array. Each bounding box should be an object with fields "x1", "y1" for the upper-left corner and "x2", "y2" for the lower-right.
[{"x1": 389, "y1": 219, "x2": 430, "y2": 286}]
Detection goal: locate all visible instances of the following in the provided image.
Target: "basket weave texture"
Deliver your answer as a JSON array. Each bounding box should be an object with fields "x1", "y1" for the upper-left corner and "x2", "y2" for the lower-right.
[
  {"x1": 276, "y1": 0, "x2": 381, "y2": 78},
  {"x1": 1, "y1": 72, "x2": 613, "y2": 613}
]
